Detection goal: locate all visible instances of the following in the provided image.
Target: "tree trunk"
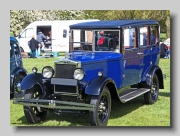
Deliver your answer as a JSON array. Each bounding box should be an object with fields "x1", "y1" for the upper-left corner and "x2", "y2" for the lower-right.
[{"x1": 166, "y1": 16, "x2": 170, "y2": 39}]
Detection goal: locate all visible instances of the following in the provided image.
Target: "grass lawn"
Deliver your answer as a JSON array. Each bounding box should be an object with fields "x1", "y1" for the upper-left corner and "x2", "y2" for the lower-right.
[
  {"x1": 160, "y1": 33, "x2": 167, "y2": 41},
  {"x1": 10, "y1": 57, "x2": 170, "y2": 126}
]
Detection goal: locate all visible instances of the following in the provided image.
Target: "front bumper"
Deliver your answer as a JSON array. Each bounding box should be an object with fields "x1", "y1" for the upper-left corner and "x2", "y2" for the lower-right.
[{"x1": 13, "y1": 98, "x2": 95, "y2": 111}]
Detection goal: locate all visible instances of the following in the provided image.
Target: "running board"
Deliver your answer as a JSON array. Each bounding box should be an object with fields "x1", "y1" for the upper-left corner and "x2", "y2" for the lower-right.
[{"x1": 119, "y1": 88, "x2": 150, "y2": 103}]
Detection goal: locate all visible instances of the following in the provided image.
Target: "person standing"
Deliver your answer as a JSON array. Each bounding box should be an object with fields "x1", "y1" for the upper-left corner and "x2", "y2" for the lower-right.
[
  {"x1": 29, "y1": 35, "x2": 38, "y2": 58},
  {"x1": 36, "y1": 29, "x2": 47, "y2": 52},
  {"x1": 160, "y1": 42, "x2": 168, "y2": 58}
]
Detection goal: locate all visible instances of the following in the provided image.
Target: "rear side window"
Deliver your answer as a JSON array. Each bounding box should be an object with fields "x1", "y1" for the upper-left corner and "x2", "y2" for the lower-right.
[
  {"x1": 150, "y1": 25, "x2": 159, "y2": 45},
  {"x1": 123, "y1": 28, "x2": 136, "y2": 49},
  {"x1": 10, "y1": 42, "x2": 21, "y2": 58},
  {"x1": 139, "y1": 26, "x2": 149, "y2": 46}
]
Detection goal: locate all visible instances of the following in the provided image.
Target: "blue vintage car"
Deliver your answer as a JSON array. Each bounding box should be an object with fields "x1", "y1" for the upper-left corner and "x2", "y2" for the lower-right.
[
  {"x1": 13, "y1": 20, "x2": 164, "y2": 126},
  {"x1": 10, "y1": 36, "x2": 27, "y2": 98}
]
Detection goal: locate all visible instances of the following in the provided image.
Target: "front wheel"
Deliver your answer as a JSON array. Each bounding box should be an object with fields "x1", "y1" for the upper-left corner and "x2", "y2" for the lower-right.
[
  {"x1": 23, "y1": 87, "x2": 47, "y2": 124},
  {"x1": 144, "y1": 73, "x2": 159, "y2": 104},
  {"x1": 89, "y1": 87, "x2": 111, "y2": 126}
]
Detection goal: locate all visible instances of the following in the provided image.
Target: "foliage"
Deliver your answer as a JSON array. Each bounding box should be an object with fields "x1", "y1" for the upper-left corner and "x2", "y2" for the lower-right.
[
  {"x1": 10, "y1": 10, "x2": 170, "y2": 38},
  {"x1": 10, "y1": 10, "x2": 85, "y2": 37},
  {"x1": 83, "y1": 10, "x2": 170, "y2": 36}
]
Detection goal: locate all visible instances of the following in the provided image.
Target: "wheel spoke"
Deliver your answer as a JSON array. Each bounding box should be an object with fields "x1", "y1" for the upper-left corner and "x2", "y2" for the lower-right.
[{"x1": 97, "y1": 94, "x2": 108, "y2": 123}]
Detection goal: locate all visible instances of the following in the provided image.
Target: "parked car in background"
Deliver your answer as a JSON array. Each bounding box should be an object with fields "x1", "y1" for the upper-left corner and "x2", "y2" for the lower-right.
[
  {"x1": 13, "y1": 20, "x2": 164, "y2": 126},
  {"x1": 10, "y1": 36, "x2": 27, "y2": 98},
  {"x1": 16, "y1": 20, "x2": 99, "y2": 55}
]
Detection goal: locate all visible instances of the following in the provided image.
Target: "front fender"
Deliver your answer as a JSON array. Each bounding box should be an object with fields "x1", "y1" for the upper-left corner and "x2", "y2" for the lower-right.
[
  {"x1": 85, "y1": 76, "x2": 114, "y2": 95},
  {"x1": 20, "y1": 73, "x2": 44, "y2": 91}
]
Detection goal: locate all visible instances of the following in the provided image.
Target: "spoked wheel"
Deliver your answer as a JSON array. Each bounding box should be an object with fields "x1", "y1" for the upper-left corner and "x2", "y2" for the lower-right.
[
  {"x1": 89, "y1": 87, "x2": 111, "y2": 126},
  {"x1": 23, "y1": 87, "x2": 47, "y2": 124},
  {"x1": 13, "y1": 74, "x2": 26, "y2": 98},
  {"x1": 144, "y1": 73, "x2": 159, "y2": 104}
]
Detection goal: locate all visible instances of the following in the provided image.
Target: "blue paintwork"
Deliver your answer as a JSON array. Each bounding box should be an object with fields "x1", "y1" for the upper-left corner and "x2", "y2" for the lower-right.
[
  {"x1": 10, "y1": 36, "x2": 27, "y2": 93},
  {"x1": 10, "y1": 36, "x2": 23, "y2": 74},
  {"x1": 10, "y1": 36, "x2": 18, "y2": 43},
  {"x1": 70, "y1": 20, "x2": 159, "y2": 29},
  {"x1": 70, "y1": 51, "x2": 131, "y2": 89},
  {"x1": 139, "y1": 44, "x2": 160, "y2": 81},
  {"x1": 69, "y1": 43, "x2": 161, "y2": 91},
  {"x1": 85, "y1": 76, "x2": 116, "y2": 95},
  {"x1": 20, "y1": 73, "x2": 44, "y2": 90}
]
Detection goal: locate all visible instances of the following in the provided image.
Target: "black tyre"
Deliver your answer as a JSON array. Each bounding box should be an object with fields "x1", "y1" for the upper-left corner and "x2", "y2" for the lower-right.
[
  {"x1": 144, "y1": 73, "x2": 159, "y2": 104},
  {"x1": 23, "y1": 87, "x2": 47, "y2": 124},
  {"x1": 89, "y1": 87, "x2": 111, "y2": 126},
  {"x1": 13, "y1": 74, "x2": 26, "y2": 98}
]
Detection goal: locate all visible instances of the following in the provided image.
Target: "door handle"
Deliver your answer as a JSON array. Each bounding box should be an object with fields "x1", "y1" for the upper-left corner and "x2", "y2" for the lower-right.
[{"x1": 137, "y1": 52, "x2": 143, "y2": 55}]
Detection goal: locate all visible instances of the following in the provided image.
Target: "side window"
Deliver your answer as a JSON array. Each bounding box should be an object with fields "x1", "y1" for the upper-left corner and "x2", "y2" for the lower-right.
[
  {"x1": 21, "y1": 30, "x2": 26, "y2": 38},
  {"x1": 95, "y1": 30, "x2": 119, "y2": 52},
  {"x1": 26, "y1": 28, "x2": 33, "y2": 38},
  {"x1": 150, "y1": 25, "x2": 159, "y2": 45},
  {"x1": 123, "y1": 28, "x2": 136, "y2": 49},
  {"x1": 20, "y1": 28, "x2": 33, "y2": 38},
  {"x1": 140, "y1": 26, "x2": 149, "y2": 46},
  {"x1": 14, "y1": 43, "x2": 21, "y2": 57}
]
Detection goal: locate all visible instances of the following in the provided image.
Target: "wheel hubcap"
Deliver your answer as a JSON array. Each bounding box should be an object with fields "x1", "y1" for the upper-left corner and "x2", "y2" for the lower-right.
[
  {"x1": 14, "y1": 80, "x2": 22, "y2": 96},
  {"x1": 98, "y1": 95, "x2": 108, "y2": 123},
  {"x1": 151, "y1": 80, "x2": 157, "y2": 100}
]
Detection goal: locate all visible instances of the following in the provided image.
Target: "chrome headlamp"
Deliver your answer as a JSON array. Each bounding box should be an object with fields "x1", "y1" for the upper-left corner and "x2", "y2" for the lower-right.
[
  {"x1": 32, "y1": 67, "x2": 38, "y2": 73},
  {"x1": 42, "y1": 66, "x2": 54, "y2": 78},
  {"x1": 73, "y1": 68, "x2": 85, "y2": 81}
]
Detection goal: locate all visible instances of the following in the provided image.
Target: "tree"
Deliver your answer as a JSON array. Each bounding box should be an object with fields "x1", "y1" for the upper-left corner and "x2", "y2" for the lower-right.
[
  {"x1": 10, "y1": 10, "x2": 85, "y2": 37},
  {"x1": 83, "y1": 10, "x2": 169, "y2": 37},
  {"x1": 11, "y1": 10, "x2": 170, "y2": 38}
]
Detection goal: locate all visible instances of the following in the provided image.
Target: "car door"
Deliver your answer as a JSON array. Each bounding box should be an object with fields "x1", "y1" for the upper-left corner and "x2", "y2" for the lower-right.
[
  {"x1": 122, "y1": 27, "x2": 141, "y2": 87},
  {"x1": 138, "y1": 25, "x2": 160, "y2": 81},
  {"x1": 10, "y1": 42, "x2": 16, "y2": 74},
  {"x1": 10, "y1": 42, "x2": 22, "y2": 74}
]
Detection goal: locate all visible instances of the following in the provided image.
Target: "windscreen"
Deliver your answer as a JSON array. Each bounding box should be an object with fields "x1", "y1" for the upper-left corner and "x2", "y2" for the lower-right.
[
  {"x1": 69, "y1": 30, "x2": 93, "y2": 51},
  {"x1": 69, "y1": 29, "x2": 120, "y2": 52}
]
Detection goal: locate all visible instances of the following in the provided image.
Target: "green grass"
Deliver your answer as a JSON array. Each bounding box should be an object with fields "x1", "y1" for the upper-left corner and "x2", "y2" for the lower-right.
[
  {"x1": 10, "y1": 58, "x2": 170, "y2": 126},
  {"x1": 160, "y1": 33, "x2": 167, "y2": 42}
]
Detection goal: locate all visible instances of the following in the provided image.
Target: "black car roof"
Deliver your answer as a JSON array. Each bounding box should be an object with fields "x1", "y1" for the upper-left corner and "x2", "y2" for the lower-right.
[{"x1": 70, "y1": 20, "x2": 159, "y2": 29}]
